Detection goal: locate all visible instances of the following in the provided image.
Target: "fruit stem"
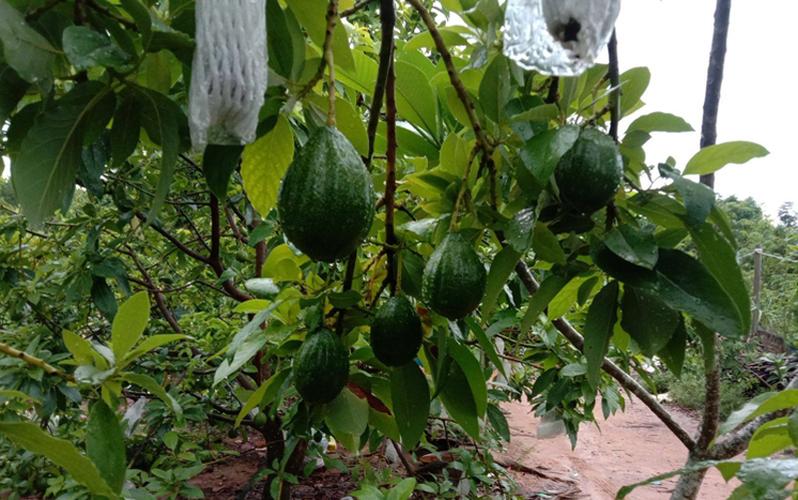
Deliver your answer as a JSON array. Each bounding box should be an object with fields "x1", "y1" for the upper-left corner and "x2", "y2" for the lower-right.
[
  {"x1": 323, "y1": 0, "x2": 339, "y2": 127},
  {"x1": 449, "y1": 145, "x2": 479, "y2": 232}
]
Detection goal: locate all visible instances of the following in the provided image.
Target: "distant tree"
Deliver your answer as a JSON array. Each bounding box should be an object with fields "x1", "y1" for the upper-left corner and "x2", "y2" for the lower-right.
[{"x1": 778, "y1": 202, "x2": 797, "y2": 228}]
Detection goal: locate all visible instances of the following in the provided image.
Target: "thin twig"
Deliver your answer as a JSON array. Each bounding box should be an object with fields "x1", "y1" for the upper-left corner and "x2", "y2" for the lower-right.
[
  {"x1": 325, "y1": 0, "x2": 339, "y2": 126},
  {"x1": 341, "y1": 0, "x2": 376, "y2": 17}
]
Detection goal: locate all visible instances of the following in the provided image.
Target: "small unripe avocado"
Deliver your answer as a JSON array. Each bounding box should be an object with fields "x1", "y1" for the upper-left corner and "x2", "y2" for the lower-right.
[
  {"x1": 293, "y1": 329, "x2": 349, "y2": 404},
  {"x1": 422, "y1": 233, "x2": 487, "y2": 320},
  {"x1": 371, "y1": 295, "x2": 423, "y2": 366},
  {"x1": 554, "y1": 128, "x2": 623, "y2": 214},
  {"x1": 278, "y1": 126, "x2": 375, "y2": 262}
]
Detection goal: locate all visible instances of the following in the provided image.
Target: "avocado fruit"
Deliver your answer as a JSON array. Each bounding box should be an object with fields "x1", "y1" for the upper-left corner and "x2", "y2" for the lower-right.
[
  {"x1": 554, "y1": 128, "x2": 622, "y2": 214},
  {"x1": 278, "y1": 126, "x2": 375, "y2": 262},
  {"x1": 422, "y1": 233, "x2": 487, "y2": 320},
  {"x1": 293, "y1": 329, "x2": 349, "y2": 404},
  {"x1": 371, "y1": 295, "x2": 423, "y2": 366}
]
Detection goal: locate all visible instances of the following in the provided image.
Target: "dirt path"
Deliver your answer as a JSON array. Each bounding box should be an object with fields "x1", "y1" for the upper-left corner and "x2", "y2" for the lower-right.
[{"x1": 501, "y1": 398, "x2": 738, "y2": 499}]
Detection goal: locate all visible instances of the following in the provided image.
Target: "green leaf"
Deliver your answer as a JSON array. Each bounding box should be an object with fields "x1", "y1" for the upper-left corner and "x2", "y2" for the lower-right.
[
  {"x1": 627, "y1": 112, "x2": 693, "y2": 134},
  {"x1": 684, "y1": 141, "x2": 769, "y2": 176},
  {"x1": 0, "y1": 421, "x2": 117, "y2": 498},
  {"x1": 464, "y1": 318, "x2": 506, "y2": 379},
  {"x1": 511, "y1": 103, "x2": 559, "y2": 123},
  {"x1": 747, "y1": 418, "x2": 792, "y2": 459},
  {"x1": 520, "y1": 126, "x2": 579, "y2": 183},
  {"x1": 486, "y1": 403, "x2": 510, "y2": 442},
  {"x1": 789, "y1": 411, "x2": 798, "y2": 446},
  {"x1": 439, "y1": 358, "x2": 480, "y2": 440},
  {"x1": 479, "y1": 55, "x2": 510, "y2": 123},
  {"x1": 111, "y1": 291, "x2": 150, "y2": 361},
  {"x1": 519, "y1": 274, "x2": 571, "y2": 334},
  {"x1": 91, "y1": 277, "x2": 118, "y2": 322},
  {"x1": 659, "y1": 164, "x2": 715, "y2": 227},
  {"x1": 267, "y1": 0, "x2": 305, "y2": 81},
  {"x1": 595, "y1": 247, "x2": 745, "y2": 338},
  {"x1": 284, "y1": 0, "x2": 354, "y2": 70},
  {"x1": 123, "y1": 372, "x2": 182, "y2": 418},
  {"x1": 0, "y1": 64, "x2": 28, "y2": 122},
  {"x1": 0, "y1": 0, "x2": 55, "y2": 90},
  {"x1": 507, "y1": 207, "x2": 536, "y2": 253},
  {"x1": 736, "y1": 458, "x2": 798, "y2": 496},
  {"x1": 603, "y1": 225, "x2": 658, "y2": 270},
  {"x1": 128, "y1": 86, "x2": 184, "y2": 220},
  {"x1": 62, "y1": 26, "x2": 131, "y2": 71},
  {"x1": 62, "y1": 331, "x2": 95, "y2": 365},
  {"x1": 482, "y1": 246, "x2": 521, "y2": 318},
  {"x1": 203, "y1": 145, "x2": 243, "y2": 200},
  {"x1": 448, "y1": 339, "x2": 487, "y2": 418},
  {"x1": 390, "y1": 362, "x2": 429, "y2": 447},
  {"x1": 395, "y1": 60, "x2": 439, "y2": 139},
  {"x1": 720, "y1": 391, "x2": 778, "y2": 435},
  {"x1": 621, "y1": 288, "x2": 679, "y2": 356},
  {"x1": 325, "y1": 388, "x2": 369, "y2": 448},
  {"x1": 584, "y1": 281, "x2": 619, "y2": 387},
  {"x1": 241, "y1": 115, "x2": 294, "y2": 217},
  {"x1": 147, "y1": 30, "x2": 194, "y2": 65},
  {"x1": 533, "y1": 223, "x2": 566, "y2": 265},
  {"x1": 386, "y1": 478, "x2": 417, "y2": 500},
  {"x1": 12, "y1": 82, "x2": 115, "y2": 227},
  {"x1": 110, "y1": 94, "x2": 141, "y2": 167},
  {"x1": 689, "y1": 222, "x2": 751, "y2": 336},
  {"x1": 123, "y1": 334, "x2": 190, "y2": 367},
  {"x1": 235, "y1": 369, "x2": 290, "y2": 427},
  {"x1": 618, "y1": 67, "x2": 650, "y2": 116},
  {"x1": 119, "y1": 0, "x2": 152, "y2": 49},
  {"x1": 86, "y1": 401, "x2": 126, "y2": 493},
  {"x1": 328, "y1": 290, "x2": 362, "y2": 309},
  {"x1": 307, "y1": 94, "x2": 368, "y2": 156}
]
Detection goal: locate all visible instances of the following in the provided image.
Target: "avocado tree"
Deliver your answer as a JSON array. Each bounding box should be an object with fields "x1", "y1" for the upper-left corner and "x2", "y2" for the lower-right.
[{"x1": 0, "y1": 0, "x2": 789, "y2": 498}]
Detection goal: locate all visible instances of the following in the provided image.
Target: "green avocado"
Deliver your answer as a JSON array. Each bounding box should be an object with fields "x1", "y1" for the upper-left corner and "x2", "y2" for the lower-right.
[
  {"x1": 293, "y1": 329, "x2": 349, "y2": 404},
  {"x1": 278, "y1": 126, "x2": 375, "y2": 262},
  {"x1": 371, "y1": 295, "x2": 423, "y2": 366},
  {"x1": 554, "y1": 128, "x2": 623, "y2": 214},
  {"x1": 422, "y1": 233, "x2": 487, "y2": 320}
]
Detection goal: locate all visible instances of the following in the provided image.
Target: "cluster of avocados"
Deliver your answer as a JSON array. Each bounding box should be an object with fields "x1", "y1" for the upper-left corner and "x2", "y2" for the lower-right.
[{"x1": 278, "y1": 124, "x2": 620, "y2": 404}]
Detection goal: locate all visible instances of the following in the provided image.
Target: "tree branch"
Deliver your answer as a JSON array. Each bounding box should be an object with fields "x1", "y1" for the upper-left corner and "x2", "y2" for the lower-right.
[
  {"x1": 698, "y1": 0, "x2": 731, "y2": 188},
  {"x1": 365, "y1": 0, "x2": 395, "y2": 169},
  {"x1": 513, "y1": 261, "x2": 696, "y2": 450},
  {"x1": 0, "y1": 340, "x2": 75, "y2": 382},
  {"x1": 607, "y1": 30, "x2": 620, "y2": 143},
  {"x1": 135, "y1": 211, "x2": 209, "y2": 265},
  {"x1": 404, "y1": 0, "x2": 489, "y2": 155},
  {"x1": 208, "y1": 196, "x2": 252, "y2": 303},
  {"x1": 123, "y1": 247, "x2": 183, "y2": 334},
  {"x1": 383, "y1": 1, "x2": 398, "y2": 295}
]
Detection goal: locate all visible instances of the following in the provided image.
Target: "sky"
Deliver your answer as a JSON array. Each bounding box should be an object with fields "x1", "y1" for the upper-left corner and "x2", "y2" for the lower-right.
[
  {"x1": 611, "y1": 0, "x2": 797, "y2": 221},
  {"x1": 3, "y1": 1, "x2": 796, "y2": 220}
]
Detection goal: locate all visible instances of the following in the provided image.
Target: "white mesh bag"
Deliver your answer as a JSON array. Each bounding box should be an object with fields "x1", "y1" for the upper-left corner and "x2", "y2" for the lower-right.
[
  {"x1": 503, "y1": 0, "x2": 621, "y2": 77},
  {"x1": 189, "y1": 0, "x2": 268, "y2": 149}
]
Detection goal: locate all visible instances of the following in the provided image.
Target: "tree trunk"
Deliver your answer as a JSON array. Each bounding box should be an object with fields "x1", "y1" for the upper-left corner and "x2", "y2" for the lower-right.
[{"x1": 671, "y1": 456, "x2": 710, "y2": 500}]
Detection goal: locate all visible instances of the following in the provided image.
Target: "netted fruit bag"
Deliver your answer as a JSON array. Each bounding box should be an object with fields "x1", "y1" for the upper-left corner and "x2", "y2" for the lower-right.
[
  {"x1": 503, "y1": 0, "x2": 621, "y2": 76},
  {"x1": 188, "y1": 0, "x2": 268, "y2": 149}
]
